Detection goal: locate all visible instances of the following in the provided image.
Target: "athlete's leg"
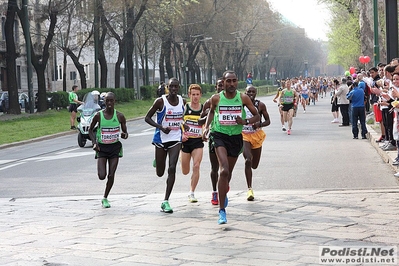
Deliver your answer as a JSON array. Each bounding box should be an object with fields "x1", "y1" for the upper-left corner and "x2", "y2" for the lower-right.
[
  {"x1": 251, "y1": 146, "x2": 262, "y2": 169},
  {"x1": 180, "y1": 150, "x2": 191, "y2": 175},
  {"x1": 155, "y1": 146, "x2": 167, "y2": 177},
  {"x1": 209, "y1": 152, "x2": 219, "y2": 191},
  {"x1": 287, "y1": 108, "x2": 294, "y2": 129},
  {"x1": 164, "y1": 143, "x2": 182, "y2": 201},
  {"x1": 243, "y1": 141, "x2": 253, "y2": 189},
  {"x1": 97, "y1": 157, "x2": 107, "y2": 180},
  {"x1": 190, "y1": 147, "x2": 203, "y2": 193},
  {"x1": 104, "y1": 157, "x2": 119, "y2": 198}
]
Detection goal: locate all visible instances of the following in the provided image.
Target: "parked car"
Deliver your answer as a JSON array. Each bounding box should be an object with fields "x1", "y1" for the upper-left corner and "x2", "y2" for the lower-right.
[
  {"x1": 0, "y1": 91, "x2": 9, "y2": 112},
  {"x1": 19, "y1": 93, "x2": 29, "y2": 109}
]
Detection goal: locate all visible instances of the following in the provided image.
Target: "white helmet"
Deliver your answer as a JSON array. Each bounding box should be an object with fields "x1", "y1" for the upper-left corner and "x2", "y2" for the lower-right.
[
  {"x1": 91, "y1": 90, "x2": 100, "y2": 96},
  {"x1": 100, "y1": 92, "x2": 107, "y2": 98}
]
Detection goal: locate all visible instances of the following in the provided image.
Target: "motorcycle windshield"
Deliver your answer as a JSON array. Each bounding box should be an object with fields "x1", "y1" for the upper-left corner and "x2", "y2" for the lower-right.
[{"x1": 78, "y1": 93, "x2": 101, "y2": 114}]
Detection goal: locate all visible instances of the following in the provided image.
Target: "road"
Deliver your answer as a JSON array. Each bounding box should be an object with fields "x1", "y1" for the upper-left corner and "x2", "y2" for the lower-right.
[{"x1": 0, "y1": 95, "x2": 398, "y2": 199}]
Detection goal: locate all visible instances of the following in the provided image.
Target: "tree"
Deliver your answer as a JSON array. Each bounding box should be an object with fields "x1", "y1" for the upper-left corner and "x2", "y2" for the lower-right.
[
  {"x1": 17, "y1": 1, "x2": 69, "y2": 112},
  {"x1": 4, "y1": 0, "x2": 20, "y2": 114}
]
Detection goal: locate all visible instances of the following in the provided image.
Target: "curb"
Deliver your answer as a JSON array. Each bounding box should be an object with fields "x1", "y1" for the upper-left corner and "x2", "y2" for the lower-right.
[
  {"x1": 367, "y1": 124, "x2": 398, "y2": 172},
  {"x1": 0, "y1": 116, "x2": 145, "y2": 150}
]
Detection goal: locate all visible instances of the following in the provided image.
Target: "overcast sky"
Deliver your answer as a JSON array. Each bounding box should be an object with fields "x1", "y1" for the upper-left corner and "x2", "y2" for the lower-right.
[{"x1": 267, "y1": 0, "x2": 331, "y2": 41}]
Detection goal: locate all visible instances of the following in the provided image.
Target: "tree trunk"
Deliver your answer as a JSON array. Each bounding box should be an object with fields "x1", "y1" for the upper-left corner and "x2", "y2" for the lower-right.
[
  {"x1": 357, "y1": 0, "x2": 374, "y2": 65},
  {"x1": 5, "y1": 0, "x2": 20, "y2": 114},
  {"x1": 18, "y1": 5, "x2": 57, "y2": 112}
]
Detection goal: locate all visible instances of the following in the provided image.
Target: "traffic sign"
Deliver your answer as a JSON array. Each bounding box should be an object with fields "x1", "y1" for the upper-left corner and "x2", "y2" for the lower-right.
[{"x1": 270, "y1": 67, "x2": 276, "y2": 75}]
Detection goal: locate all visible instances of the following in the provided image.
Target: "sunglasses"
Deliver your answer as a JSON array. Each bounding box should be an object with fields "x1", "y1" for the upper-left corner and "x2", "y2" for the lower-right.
[{"x1": 225, "y1": 79, "x2": 237, "y2": 83}]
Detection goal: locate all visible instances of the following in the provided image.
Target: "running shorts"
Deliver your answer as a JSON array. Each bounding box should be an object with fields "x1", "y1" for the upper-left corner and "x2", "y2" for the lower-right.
[
  {"x1": 281, "y1": 103, "x2": 294, "y2": 112},
  {"x1": 153, "y1": 141, "x2": 181, "y2": 151},
  {"x1": 96, "y1": 141, "x2": 123, "y2": 159},
  {"x1": 181, "y1": 138, "x2": 204, "y2": 153},
  {"x1": 242, "y1": 130, "x2": 266, "y2": 149},
  {"x1": 211, "y1": 131, "x2": 243, "y2": 158}
]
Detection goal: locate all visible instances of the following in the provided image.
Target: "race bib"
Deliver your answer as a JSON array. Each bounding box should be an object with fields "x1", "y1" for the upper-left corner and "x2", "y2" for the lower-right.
[
  {"x1": 185, "y1": 119, "x2": 203, "y2": 138},
  {"x1": 218, "y1": 105, "x2": 242, "y2": 125},
  {"x1": 100, "y1": 127, "x2": 119, "y2": 144}
]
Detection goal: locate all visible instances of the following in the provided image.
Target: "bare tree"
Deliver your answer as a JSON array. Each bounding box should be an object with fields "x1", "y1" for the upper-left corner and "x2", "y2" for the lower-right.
[{"x1": 4, "y1": 0, "x2": 20, "y2": 114}]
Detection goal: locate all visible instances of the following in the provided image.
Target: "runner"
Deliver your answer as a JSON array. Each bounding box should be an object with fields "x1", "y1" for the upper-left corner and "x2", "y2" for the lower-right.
[
  {"x1": 181, "y1": 84, "x2": 204, "y2": 203},
  {"x1": 280, "y1": 79, "x2": 299, "y2": 135},
  {"x1": 203, "y1": 70, "x2": 260, "y2": 224},
  {"x1": 200, "y1": 78, "x2": 224, "y2": 205},
  {"x1": 242, "y1": 85, "x2": 270, "y2": 201},
  {"x1": 144, "y1": 78, "x2": 185, "y2": 213},
  {"x1": 88, "y1": 92, "x2": 129, "y2": 208},
  {"x1": 299, "y1": 80, "x2": 310, "y2": 113},
  {"x1": 273, "y1": 79, "x2": 286, "y2": 131}
]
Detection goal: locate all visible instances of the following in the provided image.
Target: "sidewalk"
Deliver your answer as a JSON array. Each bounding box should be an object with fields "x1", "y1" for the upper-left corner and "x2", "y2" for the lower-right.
[{"x1": 1, "y1": 188, "x2": 399, "y2": 266}]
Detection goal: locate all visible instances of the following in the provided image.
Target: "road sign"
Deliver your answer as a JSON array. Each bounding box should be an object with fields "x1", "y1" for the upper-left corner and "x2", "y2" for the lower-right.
[{"x1": 270, "y1": 67, "x2": 276, "y2": 75}]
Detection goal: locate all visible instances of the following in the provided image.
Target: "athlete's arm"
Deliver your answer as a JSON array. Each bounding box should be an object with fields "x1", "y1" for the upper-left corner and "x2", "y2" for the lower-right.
[
  {"x1": 198, "y1": 98, "x2": 211, "y2": 125},
  {"x1": 144, "y1": 98, "x2": 170, "y2": 134},
  {"x1": 273, "y1": 90, "x2": 280, "y2": 103},
  {"x1": 240, "y1": 94, "x2": 260, "y2": 125},
  {"x1": 254, "y1": 101, "x2": 270, "y2": 129},
  {"x1": 89, "y1": 112, "x2": 100, "y2": 151},
  {"x1": 202, "y1": 94, "x2": 219, "y2": 141},
  {"x1": 117, "y1": 112, "x2": 128, "y2": 139}
]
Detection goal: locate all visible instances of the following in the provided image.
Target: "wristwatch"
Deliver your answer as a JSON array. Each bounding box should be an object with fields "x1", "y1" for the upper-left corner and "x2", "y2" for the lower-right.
[{"x1": 245, "y1": 119, "x2": 249, "y2": 125}]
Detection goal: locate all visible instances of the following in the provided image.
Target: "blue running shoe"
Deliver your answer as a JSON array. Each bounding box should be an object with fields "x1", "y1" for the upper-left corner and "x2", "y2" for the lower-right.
[
  {"x1": 224, "y1": 195, "x2": 228, "y2": 208},
  {"x1": 218, "y1": 209, "x2": 227, "y2": 224}
]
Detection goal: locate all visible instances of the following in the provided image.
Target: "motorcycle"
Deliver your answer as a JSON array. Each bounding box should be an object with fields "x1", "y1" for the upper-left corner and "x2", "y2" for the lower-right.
[{"x1": 76, "y1": 91, "x2": 102, "y2": 147}]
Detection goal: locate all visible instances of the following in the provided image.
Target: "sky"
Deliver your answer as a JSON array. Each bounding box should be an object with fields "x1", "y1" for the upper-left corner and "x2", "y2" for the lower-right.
[{"x1": 267, "y1": 0, "x2": 331, "y2": 41}]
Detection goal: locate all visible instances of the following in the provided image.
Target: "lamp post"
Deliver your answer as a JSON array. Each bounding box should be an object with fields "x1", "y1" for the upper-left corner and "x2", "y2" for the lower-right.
[{"x1": 373, "y1": 0, "x2": 380, "y2": 64}]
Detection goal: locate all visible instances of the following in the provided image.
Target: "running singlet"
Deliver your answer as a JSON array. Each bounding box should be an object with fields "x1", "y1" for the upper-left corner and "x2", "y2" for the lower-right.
[
  {"x1": 69, "y1": 91, "x2": 77, "y2": 104},
  {"x1": 183, "y1": 103, "x2": 203, "y2": 138},
  {"x1": 242, "y1": 100, "x2": 260, "y2": 134},
  {"x1": 96, "y1": 110, "x2": 120, "y2": 144},
  {"x1": 152, "y1": 94, "x2": 184, "y2": 143},
  {"x1": 281, "y1": 89, "x2": 295, "y2": 104},
  {"x1": 213, "y1": 91, "x2": 245, "y2": 136}
]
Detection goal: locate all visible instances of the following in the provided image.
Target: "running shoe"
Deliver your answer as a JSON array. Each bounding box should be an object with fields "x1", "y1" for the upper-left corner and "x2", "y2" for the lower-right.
[
  {"x1": 282, "y1": 126, "x2": 286, "y2": 131},
  {"x1": 218, "y1": 209, "x2": 227, "y2": 224},
  {"x1": 161, "y1": 201, "x2": 173, "y2": 213},
  {"x1": 382, "y1": 143, "x2": 396, "y2": 151},
  {"x1": 247, "y1": 188, "x2": 254, "y2": 201},
  {"x1": 394, "y1": 172, "x2": 399, "y2": 178},
  {"x1": 188, "y1": 194, "x2": 198, "y2": 203},
  {"x1": 71, "y1": 126, "x2": 76, "y2": 130},
  {"x1": 102, "y1": 198, "x2": 110, "y2": 208},
  {"x1": 211, "y1": 192, "x2": 218, "y2": 205},
  {"x1": 287, "y1": 129, "x2": 291, "y2": 135},
  {"x1": 392, "y1": 159, "x2": 399, "y2": 166}
]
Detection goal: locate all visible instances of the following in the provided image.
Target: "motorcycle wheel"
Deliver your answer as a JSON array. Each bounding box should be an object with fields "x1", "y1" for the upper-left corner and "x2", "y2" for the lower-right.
[{"x1": 78, "y1": 132, "x2": 86, "y2": 147}]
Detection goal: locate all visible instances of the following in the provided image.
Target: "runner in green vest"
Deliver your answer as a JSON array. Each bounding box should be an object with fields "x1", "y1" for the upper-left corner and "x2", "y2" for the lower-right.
[
  {"x1": 89, "y1": 92, "x2": 128, "y2": 208},
  {"x1": 203, "y1": 70, "x2": 260, "y2": 225},
  {"x1": 280, "y1": 79, "x2": 299, "y2": 135}
]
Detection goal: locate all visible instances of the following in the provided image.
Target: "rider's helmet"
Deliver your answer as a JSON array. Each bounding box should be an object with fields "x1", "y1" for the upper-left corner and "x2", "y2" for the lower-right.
[
  {"x1": 91, "y1": 90, "x2": 100, "y2": 104},
  {"x1": 100, "y1": 92, "x2": 107, "y2": 99}
]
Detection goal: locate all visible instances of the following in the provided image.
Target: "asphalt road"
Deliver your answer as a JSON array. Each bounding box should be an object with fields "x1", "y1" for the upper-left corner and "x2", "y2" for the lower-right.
[{"x1": 0, "y1": 95, "x2": 398, "y2": 199}]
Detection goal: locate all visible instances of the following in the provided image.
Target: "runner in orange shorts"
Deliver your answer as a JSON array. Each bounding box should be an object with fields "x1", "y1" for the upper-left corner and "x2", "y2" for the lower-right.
[{"x1": 242, "y1": 85, "x2": 271, "y2": 201}]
